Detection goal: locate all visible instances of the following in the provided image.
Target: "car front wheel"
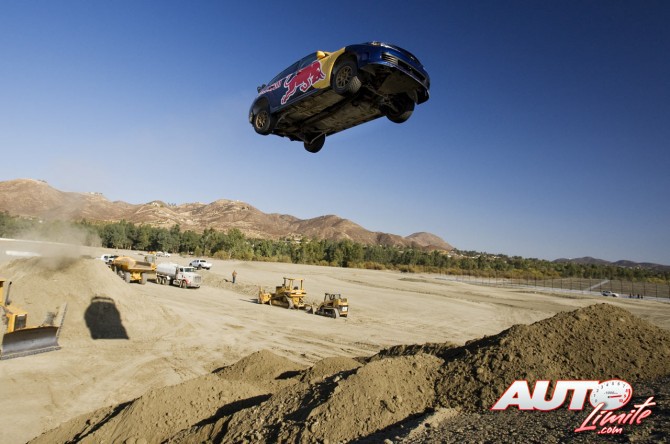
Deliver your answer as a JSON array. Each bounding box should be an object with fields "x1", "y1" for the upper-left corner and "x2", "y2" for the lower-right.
[
  {"x1": 253, "y1": 105, "x2": 276, "y2": 135},
  {"x1": 331, "y1": 60, "x2": 361, "y2": 96}
]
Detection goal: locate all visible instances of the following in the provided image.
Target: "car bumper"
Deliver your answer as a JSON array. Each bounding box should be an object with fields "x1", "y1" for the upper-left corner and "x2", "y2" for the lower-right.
[{"x1": 350, "y1": 43, "x2": 430, "y2": 103}]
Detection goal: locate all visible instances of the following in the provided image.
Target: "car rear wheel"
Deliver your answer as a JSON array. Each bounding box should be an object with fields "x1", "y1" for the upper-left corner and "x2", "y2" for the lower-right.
[
  {"x1": 253, "y1": 105, "x2": 276, "y2": 135},
  {"x1": 385, "y1": 95, "x2": 415, "y2": 124},
  {"x1": 304, "y1": 134, "x2": 325, "y2": 153},
  {"x1": 331, "y1": 60, "x2": 361, "y2": 96}
]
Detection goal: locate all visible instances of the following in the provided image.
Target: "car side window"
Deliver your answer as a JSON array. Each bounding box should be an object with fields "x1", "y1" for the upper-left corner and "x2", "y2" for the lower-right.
[
  {"x1": 270, "y1": 62, "x2": 299, "y2": 85},
  {"x1": 298, "y1": 53, "x2": 318, "y2": 69}
]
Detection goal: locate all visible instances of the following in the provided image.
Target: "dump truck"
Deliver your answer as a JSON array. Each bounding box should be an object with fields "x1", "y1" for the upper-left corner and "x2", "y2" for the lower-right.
[
  {"x1": 155, "y1": 263, "x2": 202, "y2": 288},
  {"x1": 307, "y1": 293, "x2": 349, "y2": 318},
  {"x1": 258, "y1": 277, "x2": 307, "y2": 309},
  {"x1": 110, "y1": 255, "x2": 156, "y2": 284},
  {"x1": 0, "y1": 278, "x2": 67, "y2": 360}
]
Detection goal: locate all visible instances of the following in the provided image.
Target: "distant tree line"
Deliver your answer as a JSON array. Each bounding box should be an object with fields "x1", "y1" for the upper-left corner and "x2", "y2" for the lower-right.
[{"x1": 0, "y1": 212, "x2": 668, "y2": 283}]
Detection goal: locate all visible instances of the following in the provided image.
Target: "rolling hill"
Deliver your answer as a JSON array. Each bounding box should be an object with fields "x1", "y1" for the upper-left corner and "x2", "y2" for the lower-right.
[{"x1": 0, "y1": 179, "x2": 453, "y2": 251}]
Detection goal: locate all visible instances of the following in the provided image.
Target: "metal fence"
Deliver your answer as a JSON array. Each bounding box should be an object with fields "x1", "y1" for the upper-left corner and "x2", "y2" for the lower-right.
[{"x1": 438, "y1": 275, "x2": 670, "y2": 300}]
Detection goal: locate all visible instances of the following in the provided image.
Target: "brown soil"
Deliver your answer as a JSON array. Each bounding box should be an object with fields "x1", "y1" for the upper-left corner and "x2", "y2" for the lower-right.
[
  {"x1": 29, "y1": 303, "x2": 670, "y2": 444},
  {"x1": 2, "y1": 244, "x2": 669, "y2": 444}
]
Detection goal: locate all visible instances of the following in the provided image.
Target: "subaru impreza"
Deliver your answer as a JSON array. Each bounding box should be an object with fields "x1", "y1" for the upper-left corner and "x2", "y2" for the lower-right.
[{"x1": 249, "y1": 41, "x2": 430, "y2": 153}]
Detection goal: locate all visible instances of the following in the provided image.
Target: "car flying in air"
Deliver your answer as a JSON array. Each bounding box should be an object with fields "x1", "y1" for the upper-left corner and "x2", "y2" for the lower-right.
[{"x1": 249, "y1": 41, "x2": 430, "y2": 153}]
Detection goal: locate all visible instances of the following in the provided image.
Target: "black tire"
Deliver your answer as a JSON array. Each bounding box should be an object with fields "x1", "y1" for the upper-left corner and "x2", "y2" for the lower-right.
[
  {"x1": 331, "y1": 59, "x2": 361, "y2": 96},
  {"x1": 181, "y1": 280, "x2": 187, "y2": 289},
  {"x1": 304, "y1": 134, "x2": 325, "y2": 153},
  {"x1": 124, "y1": 271, "x2": 131, "y2": 283},
  {"x1": 140, "y1": 274, "x2": 147, "y2": 285},
  {"x1": 385, "y1": 95, "x2": 415, "y2": 124},
  {"x1": 253, "y1": 104, "x2": 276, "y2": 135}
]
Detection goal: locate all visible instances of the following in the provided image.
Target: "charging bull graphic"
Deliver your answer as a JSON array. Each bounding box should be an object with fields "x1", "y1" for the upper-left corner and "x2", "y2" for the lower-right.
[{"x1": 281, "y1": 60, "x2": 326, "y2": 105}]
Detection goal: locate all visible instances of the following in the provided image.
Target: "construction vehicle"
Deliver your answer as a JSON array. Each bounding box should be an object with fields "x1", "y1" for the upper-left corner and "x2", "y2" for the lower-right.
[
  {"x1": 258, "y1": 277, "x2": 307, "y2": 309},
  {"x1": 155, "y1": 263, "x2": 201, "y2": 288},
  {"x1": 0, "y1": 278, "x2": 67, "y2": 359},
  {"x1": 110, "y1": 255, "x2": 156, "y2": 284},
  {"x1": 307, "y1": 293, "x2": 349, "y2": 318}
]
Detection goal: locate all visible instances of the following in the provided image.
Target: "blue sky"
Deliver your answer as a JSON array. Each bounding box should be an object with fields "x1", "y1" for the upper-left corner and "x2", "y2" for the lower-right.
[{"x1": 1, "y1": 1, "x2": 669, "y2": 264}]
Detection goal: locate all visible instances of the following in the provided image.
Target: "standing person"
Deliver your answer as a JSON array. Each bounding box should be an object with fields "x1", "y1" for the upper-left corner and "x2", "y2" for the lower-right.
[{"x1": 232, "y1": 270, "x2": 237, "y2": 284}]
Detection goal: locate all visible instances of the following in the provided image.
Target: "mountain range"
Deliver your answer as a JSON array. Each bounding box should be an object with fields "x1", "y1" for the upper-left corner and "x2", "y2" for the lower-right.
[{"x1": 0, "y1": 179, "x2": 453, "y2": 251}]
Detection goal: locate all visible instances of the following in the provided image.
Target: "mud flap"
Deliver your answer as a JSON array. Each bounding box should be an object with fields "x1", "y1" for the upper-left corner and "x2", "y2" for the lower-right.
[{"x1": 1, "y1": 326, "x2": 61, "y2": 360}]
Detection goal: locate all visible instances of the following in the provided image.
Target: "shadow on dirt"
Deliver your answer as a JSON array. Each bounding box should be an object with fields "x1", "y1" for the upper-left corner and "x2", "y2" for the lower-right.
[{"x1": 84, "y1": 296, "x2": 129, "y2": 339}]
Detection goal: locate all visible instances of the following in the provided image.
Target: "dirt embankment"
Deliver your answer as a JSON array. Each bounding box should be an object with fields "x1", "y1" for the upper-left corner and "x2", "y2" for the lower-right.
[{"x1": 29, "y1": 303, "x2": 670, "y2": 443}]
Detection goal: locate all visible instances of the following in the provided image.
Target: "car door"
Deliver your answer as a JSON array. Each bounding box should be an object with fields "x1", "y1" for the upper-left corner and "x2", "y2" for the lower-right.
[
  {"x1": 279, "y1": 53, "x2": 326, "y2": 107},
  {"x1": 262, "y1": 62, "x2": 299, "y2": 113}
]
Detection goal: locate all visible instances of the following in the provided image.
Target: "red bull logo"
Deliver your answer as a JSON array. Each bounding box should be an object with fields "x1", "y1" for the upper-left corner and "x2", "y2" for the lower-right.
[{"x1": 281, "y1": 60, "x2": 326, "y2": 105}]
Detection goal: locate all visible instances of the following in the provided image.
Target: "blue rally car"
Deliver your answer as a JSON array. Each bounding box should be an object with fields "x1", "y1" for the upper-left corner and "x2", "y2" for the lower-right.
[{"x1": 249, "y1": 41, "x2": 430, "y2": 153}]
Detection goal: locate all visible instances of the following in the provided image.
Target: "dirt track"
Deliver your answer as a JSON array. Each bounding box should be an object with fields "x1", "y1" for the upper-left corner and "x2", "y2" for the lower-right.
[{"x1": 1, "y1": 239, "x2": 669, "y2": 443}]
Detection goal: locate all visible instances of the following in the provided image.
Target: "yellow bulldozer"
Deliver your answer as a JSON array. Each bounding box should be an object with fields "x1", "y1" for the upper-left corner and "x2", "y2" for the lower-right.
[
  {"x1": 307, "y1": 293, "x2": 349, "y2": 318},
  {"x1": 258, "y1": 277, "x2": 307, "y2": 309},
  {"x1": 110, "y1": 255, "x2": 156, "y2": 284},
  {"x1": 0, "y1": 278, "x2": 67, "y2": 360}
]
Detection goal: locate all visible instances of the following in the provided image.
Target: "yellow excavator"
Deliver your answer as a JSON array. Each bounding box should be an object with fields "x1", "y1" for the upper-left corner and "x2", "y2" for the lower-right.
[{"x1": 0, "y1": 278, "x2": 67, "y2": 360}]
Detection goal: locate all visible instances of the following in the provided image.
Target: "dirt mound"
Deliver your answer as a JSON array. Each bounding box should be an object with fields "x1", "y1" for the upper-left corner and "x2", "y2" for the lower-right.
[
  {"x1": 216, "y1": 353, "x2": 443, "y2": 444},
  {"x1": 32, "y1": 371, "x2": 275, "y2": 444},
  {"x1": 367, "y1": 342, "x2": 460, "y2": 363},
  {"x1": 1, "y1": 257, "x2": 134, "y2": 341},
  {"x1": 299, "y1": 356, "x2": 362, "y2": 384},
  {"x1": 0, "y1": 256, "x2": 174, "y2": 344},
  {"x1": 433, "y1": 303, "x2": 670, "y2": 410},
  {"x1": 214, "y1": 349, "x2": 308, "y2": 386},
  {"x1": 29, "y1": 304, "x2": 670, "y2": 443},
  {"x1": 31, "y1": 350, "x2": 306, "y2": 444},
  {"x1": 202, "y1": 274, "x2": 260, "y2": 299}
]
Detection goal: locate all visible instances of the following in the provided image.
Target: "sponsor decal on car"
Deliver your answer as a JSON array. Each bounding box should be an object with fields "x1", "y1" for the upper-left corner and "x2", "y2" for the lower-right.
[
  {"x1": 491, "y1": 379, "x2": 655, "y2": 436},
  {"x1": 281, "y1": 60, "x2": 326, "y2": 104}
]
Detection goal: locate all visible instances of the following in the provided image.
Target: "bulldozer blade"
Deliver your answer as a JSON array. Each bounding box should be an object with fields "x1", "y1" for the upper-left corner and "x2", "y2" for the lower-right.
[{"x1": 0, "y1": 326, "x2": 61, "y2": 360}]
